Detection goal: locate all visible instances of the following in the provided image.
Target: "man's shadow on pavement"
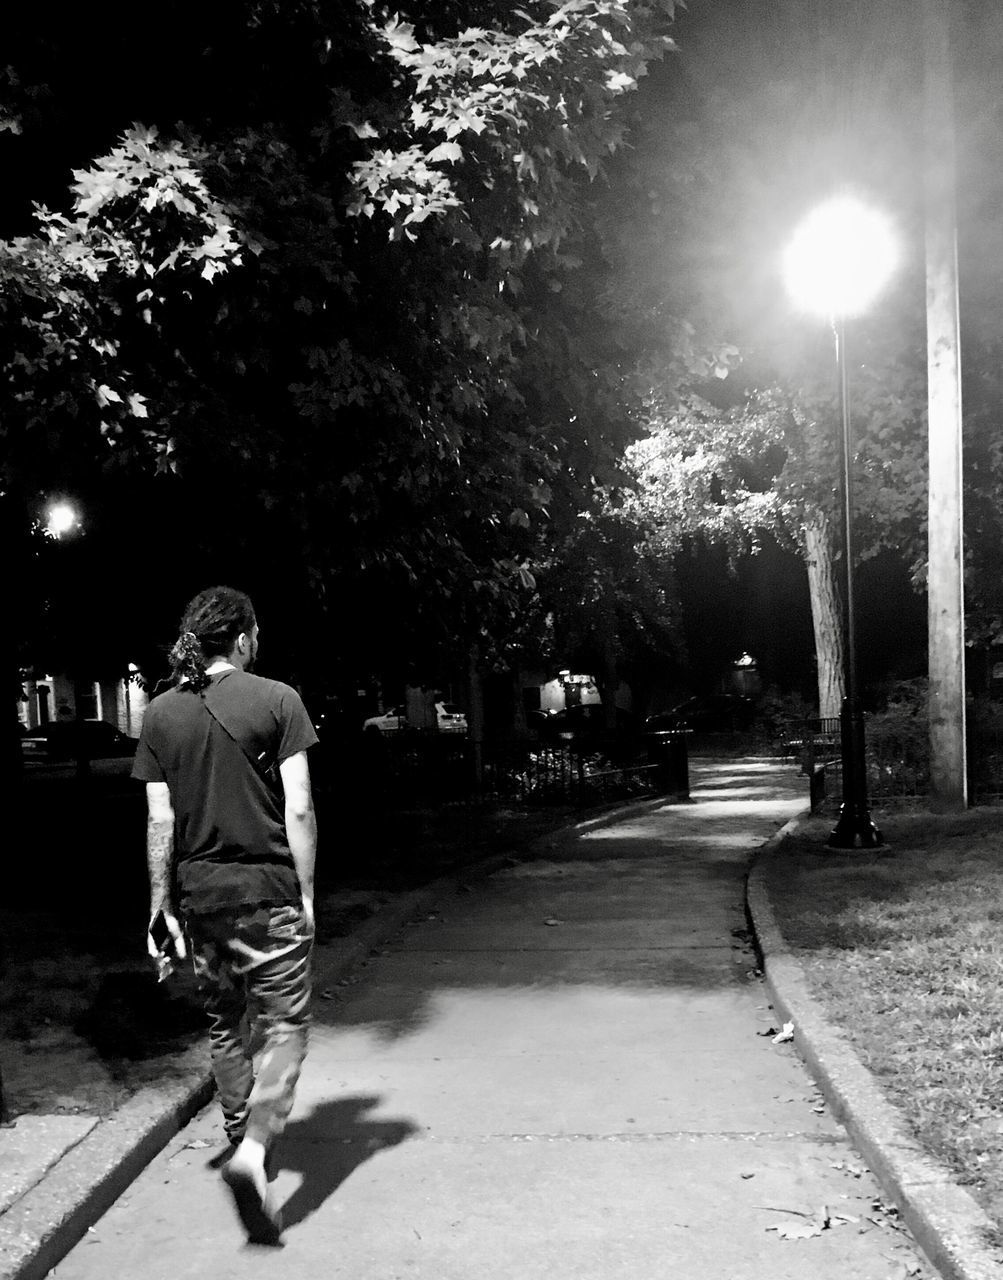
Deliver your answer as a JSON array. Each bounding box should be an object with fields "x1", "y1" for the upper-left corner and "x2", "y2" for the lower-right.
[{"x1": 275, "y1": 1095, "x2": 420, "y2": 1230}]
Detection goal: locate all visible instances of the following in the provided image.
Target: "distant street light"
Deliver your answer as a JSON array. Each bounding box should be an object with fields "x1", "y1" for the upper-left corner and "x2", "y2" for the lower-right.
[
  {"x1": 45, "y1": 500, "x2": 81, "y2": 539},
  {"x1": 784, "y1": 194, "x2": 897, "y2": 849},
  {"x1": 42, "y1": 497, "x2": 88, "y2": 777}
]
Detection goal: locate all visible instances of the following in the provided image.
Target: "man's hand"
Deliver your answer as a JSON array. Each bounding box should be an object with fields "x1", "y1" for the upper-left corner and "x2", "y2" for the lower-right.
[
  {"x1": 301, "y1": 895, "x2": 315, "y2": 935},
  {"x1": 147, "y1": 911, "x2": 187, "y2": 962}
]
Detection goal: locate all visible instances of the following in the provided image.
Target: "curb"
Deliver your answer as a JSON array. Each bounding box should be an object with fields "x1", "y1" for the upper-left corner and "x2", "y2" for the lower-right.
[
  {"x1": 0, "y1": 880, "x2": 448, "y2": 1280},
  {"x1": 1, "y1": 792, "x2": 687, "y2": 1280},
  {"x1": 0, "y1": 1074, "x2": 214, "y2": 1280},
  {"x1": 747, "y1": 817, "x2": 1003, "y2": 1280}
]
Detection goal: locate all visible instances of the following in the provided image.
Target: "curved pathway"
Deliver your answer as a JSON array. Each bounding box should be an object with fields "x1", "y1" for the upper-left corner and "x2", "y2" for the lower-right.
[{"x1": 47, "y1": 759, "x2": 934, "y2": 1279}]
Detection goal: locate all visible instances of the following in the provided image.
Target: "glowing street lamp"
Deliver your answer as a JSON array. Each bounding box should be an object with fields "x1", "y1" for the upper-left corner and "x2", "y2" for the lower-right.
[
  {"x1": 783, "y1": 194, "x2": 898, "y2": 849},
  {"x1": 783, "y1": 196, "x2": 898, "y2": 321},
  {"x1": 44, "y1": 500, "x2": 81, "y2": 539}
]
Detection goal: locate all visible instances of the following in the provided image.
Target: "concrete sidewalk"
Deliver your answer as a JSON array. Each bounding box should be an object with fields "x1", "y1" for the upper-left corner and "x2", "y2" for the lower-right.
[{"x1": 21, "y1": 757, "x2": 940, "y2": 1279}]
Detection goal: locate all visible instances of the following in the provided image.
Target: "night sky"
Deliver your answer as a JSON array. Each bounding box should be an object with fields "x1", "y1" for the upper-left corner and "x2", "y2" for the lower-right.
[{"x1": 5, "y1": 0, "x2": 996, "y2": 707}]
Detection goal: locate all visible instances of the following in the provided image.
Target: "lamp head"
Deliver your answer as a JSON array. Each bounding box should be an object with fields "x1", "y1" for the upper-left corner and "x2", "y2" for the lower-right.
[
  {"x1": 45, "y1": 501, "x2": 80, "y2": 538},
  {"x1": 783, "y1": 195, "x2": 898, "y2": 320}
]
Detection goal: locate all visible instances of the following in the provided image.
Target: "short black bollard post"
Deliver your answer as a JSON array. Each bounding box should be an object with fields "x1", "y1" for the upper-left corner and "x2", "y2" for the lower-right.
[{"x1": 646, "y1": 731, "x2": 689, "y2": 799}]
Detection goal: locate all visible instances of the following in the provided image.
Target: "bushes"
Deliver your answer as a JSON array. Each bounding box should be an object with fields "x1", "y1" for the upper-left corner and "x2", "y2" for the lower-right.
[
  {"x1": 865, "y1": 678, "x2": 930, "y2": 798},
  {"x1": 967, "y1": 698, "x2": 1003, "y2": 801},
  {"x1": 755, "y1": 686, "x2": 816, "y2": 740},
  {"x1": 855, "y1": 678, "x2": 1003, "y2": 802}
]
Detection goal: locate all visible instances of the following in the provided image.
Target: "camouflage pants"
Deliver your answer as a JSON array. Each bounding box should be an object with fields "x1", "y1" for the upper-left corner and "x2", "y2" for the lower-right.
[{"x1": 187, "y1": 903, "x2": 313, "y2": 1149}]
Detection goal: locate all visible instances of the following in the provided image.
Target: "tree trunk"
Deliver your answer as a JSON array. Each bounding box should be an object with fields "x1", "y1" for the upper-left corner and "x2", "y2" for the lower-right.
[
  {"x1": 804, "y1": 507, "x2": 845, "y2": 718},
  {"x1": 597, "y1": 604, "x2": 619, "y2": 731},
  {"x1": 509, "y1": 671, "x2": 529, "y2": 739},
  {"x1": 466, "y1": 645, "x2": 484, "y2": 791}
]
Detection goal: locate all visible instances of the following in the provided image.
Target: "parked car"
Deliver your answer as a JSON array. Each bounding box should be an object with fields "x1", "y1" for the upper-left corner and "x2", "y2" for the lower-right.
[
  {"x1": 362, "y1": 706, "x2": 409, "y2": 734},
  {"x1": 435, "y1": 702, "x2": 468, "y2": 734},
  {"x1": 21, "y1": 719, "x2": 139, "y2": 760},
  {"x1": 362, "y1": 702, "x2": 468, "y2": 735},
  {"x1": 645, "y1": 694, "x2": 756, "y2": 734},
  {"x1": 532, "y1": 703, "x2": 635, "y2": 742}
]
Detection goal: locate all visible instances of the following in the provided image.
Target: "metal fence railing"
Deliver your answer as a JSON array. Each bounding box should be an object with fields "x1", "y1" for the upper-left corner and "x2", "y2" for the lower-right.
[
  {"x1": 776, "y1": 715, "x2": 929, "y2": 806},
  {"x1": 775, "y1": 710, "x2": 1003, "y2": 809},
  {"x1": 314, "y1": 730, "x2": 690, "y2": 810},
  {"x1": 775, "y1": 718, "x2": 842, "y2": 774},
  {"x1": 866, "y1": 727, "x2": 929, "y2": 802},
  {"x1": 967, "y1": 717, "x2": 1003, "y2": 804},
  {"x1": 321, "y1": 710, "x2": 1003, "y2": 814},
  {"x1": 862, "y1": 715, "x2": 1002, "y2": 804},
  {"x1": 479, "y1": 733, "x2": 689, "y2": 807}
]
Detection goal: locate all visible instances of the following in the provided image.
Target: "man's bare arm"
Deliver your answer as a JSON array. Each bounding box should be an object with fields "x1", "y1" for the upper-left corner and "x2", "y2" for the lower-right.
[
  {"x1": 279, "y1": 750, "x2": 317, "y2": 928},
  {"x1": 145, "y1": 782, "x2": 186, "y2": 958}
]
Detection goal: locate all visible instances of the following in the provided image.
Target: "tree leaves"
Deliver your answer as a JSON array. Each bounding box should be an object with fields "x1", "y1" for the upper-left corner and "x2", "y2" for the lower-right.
[
  {"x1": 1, "y1": 122, "x2": 250, "y2": 488},
  {"x1": 1, "y1": 1, "x2": 687, "y2": 683},
  {"x1": 427, "y1": 140, "x2": 463, "y2": 164},
  {"x1": 348, "y1": 1, "x2": 677, "y2": 256}
]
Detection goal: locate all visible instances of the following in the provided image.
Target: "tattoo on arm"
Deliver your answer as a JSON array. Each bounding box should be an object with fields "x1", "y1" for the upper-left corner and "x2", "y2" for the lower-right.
[
  {"x1": 147, "y1": 817, "x2": 175, "y2": 915},
  {"x1": 145, "y1": 781, "x2": 175, "y2": 918}
]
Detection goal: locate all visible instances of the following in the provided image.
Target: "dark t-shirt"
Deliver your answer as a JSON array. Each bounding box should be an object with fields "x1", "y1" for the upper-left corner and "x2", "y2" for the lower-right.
[{"x1": 132, "y1": 669, "x2": 319, "y2": 915}]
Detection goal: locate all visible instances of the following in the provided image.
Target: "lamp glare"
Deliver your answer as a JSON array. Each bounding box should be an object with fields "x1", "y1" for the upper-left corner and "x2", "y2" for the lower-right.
[
  {"x1": 46, "y1": 502, "x2": 78, "y2": 537},
  {"x1": 783, "y1": 196, "x2": 898, "y2": 319}
]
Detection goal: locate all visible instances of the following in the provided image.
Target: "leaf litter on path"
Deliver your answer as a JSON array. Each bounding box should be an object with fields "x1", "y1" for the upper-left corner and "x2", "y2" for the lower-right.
[{"x1": 764, "y1": 1203, "x2": 858, "y2": 1240}]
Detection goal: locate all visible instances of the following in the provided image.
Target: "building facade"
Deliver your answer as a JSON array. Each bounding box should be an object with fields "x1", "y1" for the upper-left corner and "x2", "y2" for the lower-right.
[{"x1": 18, "y1": 669, "x2": 149, "y2": 737}]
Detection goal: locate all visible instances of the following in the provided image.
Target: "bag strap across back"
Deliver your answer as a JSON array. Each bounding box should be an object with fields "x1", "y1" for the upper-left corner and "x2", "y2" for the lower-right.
[{"x1": 199, "y1": 687, "x2": 280, "y2": 789}]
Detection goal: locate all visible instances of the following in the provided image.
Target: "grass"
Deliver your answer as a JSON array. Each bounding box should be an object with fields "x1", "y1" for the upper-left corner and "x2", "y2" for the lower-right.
[{"x1": 764, "y1": 807, "x2": 1003, "y2": 1232}]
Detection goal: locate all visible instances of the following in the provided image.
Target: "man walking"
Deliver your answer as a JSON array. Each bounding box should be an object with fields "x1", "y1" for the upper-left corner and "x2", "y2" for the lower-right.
[{"x1": 132, "y1": 585, "x2": 319, "y2": 1244}]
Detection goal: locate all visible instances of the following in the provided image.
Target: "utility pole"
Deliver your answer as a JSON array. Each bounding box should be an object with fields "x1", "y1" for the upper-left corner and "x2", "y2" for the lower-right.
[{"x1": 923, "y1": 0, "x2": 967, "y2": 810}]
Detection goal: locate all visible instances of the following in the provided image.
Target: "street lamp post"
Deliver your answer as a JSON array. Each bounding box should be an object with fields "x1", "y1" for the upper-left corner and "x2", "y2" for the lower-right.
[
  {"x1": 830, "y1": 314, "x2": 881, "y2": 848},
  {"x1": 784, "y1": 195, "x2": 897, "y2": 849}
]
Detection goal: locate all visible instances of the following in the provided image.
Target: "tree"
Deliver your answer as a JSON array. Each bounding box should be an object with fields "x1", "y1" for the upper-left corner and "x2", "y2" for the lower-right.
[
  {"x1": 2, "y1": 2, "x2": 681, "y2": 696},
  {"x1": 534, "y1": 509, "x2": 682, "y2": 722},
  {"x1": 624, "y1": 343, "x2": 926, "y2": 718},
  {"x1": 590, "y1": 0, "x2": 945, "y2": 716}
]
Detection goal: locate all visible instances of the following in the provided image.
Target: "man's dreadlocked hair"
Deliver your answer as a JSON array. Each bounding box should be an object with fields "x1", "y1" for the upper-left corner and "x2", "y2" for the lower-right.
[{"x1": 168, "y1": 586, "x2": 256, "y2": 692}]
